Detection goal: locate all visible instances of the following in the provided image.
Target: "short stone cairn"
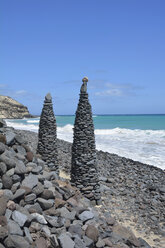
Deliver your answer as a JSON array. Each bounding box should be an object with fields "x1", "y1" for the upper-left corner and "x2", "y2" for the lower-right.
[
  {"x1": 71, "y1": 77, "x2": 101, "y2": 204},
  {"x1": 37, "y1": 93, "x2": 58, "y2": 172}
]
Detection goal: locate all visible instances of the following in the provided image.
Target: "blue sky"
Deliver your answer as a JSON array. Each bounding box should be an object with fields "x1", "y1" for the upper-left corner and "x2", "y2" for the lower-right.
[{"x1": 0, "y1": 0, "x2": 165, "y2": 115}]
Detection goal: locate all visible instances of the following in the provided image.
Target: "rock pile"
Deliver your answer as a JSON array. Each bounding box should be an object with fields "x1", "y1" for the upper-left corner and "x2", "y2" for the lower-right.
[
  {"x1": 71, "y1": 77, "x2": 101, "y2": 204},
  {"x1": 0, "y1": 124, "x2": 150, "y2": 248},
  {"x1": 37, "y1": 93, "x2": 58, "y2": 172}
]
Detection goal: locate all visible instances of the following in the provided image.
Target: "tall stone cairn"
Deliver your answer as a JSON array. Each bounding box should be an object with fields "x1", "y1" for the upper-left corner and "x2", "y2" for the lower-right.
[
  {"x1": 37, "y1": 93, "x2": 59, "y2": 172},
  {"x1": 71, "y1": 77, "x2": 101, "y2": 204}
]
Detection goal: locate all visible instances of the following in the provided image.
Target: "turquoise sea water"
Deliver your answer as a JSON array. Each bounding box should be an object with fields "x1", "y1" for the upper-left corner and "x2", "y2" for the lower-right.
[
  {"x1": 6, "y1": 115, "x2": 165, "y2": 170},
  {"x1": 6, "y1": 114, "x2": 165, "y2": 130},
  {"x1": 56, "y1": 114, "x2": 165, "y2": 130}
]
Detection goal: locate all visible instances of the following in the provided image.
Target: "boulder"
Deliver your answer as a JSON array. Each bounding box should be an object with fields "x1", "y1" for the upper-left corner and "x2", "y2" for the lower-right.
[{"x1": 4, "y1": 235, "x2": 30, "y2": 248}]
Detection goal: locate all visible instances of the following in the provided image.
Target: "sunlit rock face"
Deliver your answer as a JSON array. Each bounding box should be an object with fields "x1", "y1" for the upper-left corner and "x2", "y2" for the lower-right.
[{"x1": 0, "y1": 95, "x2": 32, "y2": 119}]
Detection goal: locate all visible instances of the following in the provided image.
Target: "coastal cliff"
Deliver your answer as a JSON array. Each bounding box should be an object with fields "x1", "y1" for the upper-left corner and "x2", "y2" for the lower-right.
[{"x1": 0, "y1": 95, "x2": 33, "y2": 119}]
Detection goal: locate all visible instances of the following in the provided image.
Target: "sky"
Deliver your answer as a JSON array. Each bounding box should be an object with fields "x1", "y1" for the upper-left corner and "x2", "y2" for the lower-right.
[{"x1": 0, "y1": 0, "x2": 165, "y2": 115}]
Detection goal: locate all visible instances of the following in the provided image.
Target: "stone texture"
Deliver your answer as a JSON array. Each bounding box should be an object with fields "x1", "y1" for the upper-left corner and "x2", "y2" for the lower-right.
[
  {"x1": 8, "y1": 220, "x2": 23, "y2": 236},
  {"x1": 4, "y1": 235, "x2": 30, "y2": 248},
  {"x1": 37, "y1": 93, "x2": 58, "y2": 171},
  {"x1": 0, "y1": 196, "x2": 7, "y2": 215},
  {"x1": 0, "y1": 226, "x2": 8, "y2": 240},
  {"x1": 0, "y1": 142, "x2": 5, "y2": 155},
  {"x1": 12, "y1": 210, "x2": 28, "y2": 227},
  {"x1": 71, "y1": 77, "x2": 100, "y2": 202},
  {"x1": 37, "y1": 197, "x2": 54, "y2": 210},
  {"x1": 15, "y1": 160, "x2": 26, "y2": 174},
  {"x1": 85, "y1": 225, "x2": 99, "y2": 242},
  {"x1": 58, "y1": 233, "x2": 75, "y2": 248},
  {"x1": 22, "y1": 173, "x2": 38, "y2": 189},
  {"x1": 0, "y1": 162, "x2": 7, "y2": 176},
  {"x1": 78, "y1": 210, "x2": 94, "y2": 222}
]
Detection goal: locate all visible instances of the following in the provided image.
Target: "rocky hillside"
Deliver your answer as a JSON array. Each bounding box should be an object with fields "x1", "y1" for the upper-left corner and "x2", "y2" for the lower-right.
[{"x1": 0, "y1": 95, "x2": 33, "y2": 119}]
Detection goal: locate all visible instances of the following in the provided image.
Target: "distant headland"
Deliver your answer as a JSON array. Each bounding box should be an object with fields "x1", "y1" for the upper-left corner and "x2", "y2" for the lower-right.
[{"x1": 0, "y1": 95, "x2": 33, "y2": 119}]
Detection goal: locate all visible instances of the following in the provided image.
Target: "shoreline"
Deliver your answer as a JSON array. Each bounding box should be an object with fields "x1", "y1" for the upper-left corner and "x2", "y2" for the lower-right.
[{"x1": 2, "y1": 127, "x2": 165, "y2": 247}]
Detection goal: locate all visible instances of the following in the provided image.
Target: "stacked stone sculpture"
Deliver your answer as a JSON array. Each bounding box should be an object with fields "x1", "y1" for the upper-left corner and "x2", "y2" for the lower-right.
[
  {"x1": 37, "y1": 93, "x2": 58, "y2": 172},
  {"x1": 71, "y1": 77, "x2": 101, "y2": 204}
]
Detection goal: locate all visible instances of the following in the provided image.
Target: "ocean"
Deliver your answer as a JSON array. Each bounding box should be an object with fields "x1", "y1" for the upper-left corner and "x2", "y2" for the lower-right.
[{"x1": 5, "y1": 114, "x2": 165, "y2": 170}]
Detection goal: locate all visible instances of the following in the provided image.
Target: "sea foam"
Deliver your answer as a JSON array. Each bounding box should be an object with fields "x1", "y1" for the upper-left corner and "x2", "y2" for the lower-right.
[{"x1": 5, "y1": 120, "x2": 165, "y2": 170}]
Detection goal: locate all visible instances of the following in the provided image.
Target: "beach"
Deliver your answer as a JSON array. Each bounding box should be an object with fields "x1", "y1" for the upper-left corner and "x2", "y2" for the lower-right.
[
  {"x1": 6, "y1": 115, "x2": 165, "y2": 170},
  {"x1": 13, "y1": 128, "x2": 165, "y2": 247}
]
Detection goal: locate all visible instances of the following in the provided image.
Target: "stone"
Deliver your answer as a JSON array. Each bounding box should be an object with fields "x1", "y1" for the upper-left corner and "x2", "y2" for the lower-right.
[
  {"x1": 85, "y1": 225, "x2": 99, "y2": 242},
  {"x1": 138, "y1": 238, "x2": 152, "y2": 248},
  {"x1": 3, "y1": 189, "x2": 13, "y2": 200},
  {"x1": 0, "y1": 226, "x2": 8, "y2": 240},
  {"x1": 55, "y1": 198, "x2": 66, "y2": 208},
  {"x1": 45, "y1": 215, "x2": 58, "y2": 227},
  {"x1": 35, "y1": 237, "x2": 47, "y2": 248},
  {"x1": 6, "y1": 168, "x2": 15, "y2": 177},
  {"x1": 29, "y1": 222, "x2": 41, "y2": 232},
  {"x1": 0, "y1": 162, "x2": 7, "y2": 175},
  {"x1": 58, "y1": 233, "x2": 75, "y2": 248},
  {"x1": 15, "y1": 145, "x2": 26, "y2": 155},
  {"x1": 12, "y1": 210, "x2": 28, "y2": 227},
  {"x1": 41, "y1": 189, "x2": 54, "y2": 199},
  {"x1": 8, "y1": 220, "x2": 23, "y2": 236},
  {"x1": 12, "y1": 174, "x2": 21, "y2": 183},
  {"x1": 7, "y1": 200, "x2": 16, "y2": 211},
  {"x1": 37, "y1": 93, "x2": 59, "y2": 171},
  {"x1": 24, "y1": 227, "x2": 33, "y2": 243},
  {"x1": 32, "y1": 182, "x2": 44, "y2": 196},
  {"x1": 4, "y1": 235, "x2": 30, "y2": 248},
  {"x1": 0, "y1": 216, "x2": 7, "y2": 226},
  {"x1": 59, "y1": 207, "x2": 76, "y2": 220},
  {"x1": 25, "y1": 193, "x2": 36, "y2": 202},
  {"x1": 26, "y1": 151, "x2": 33, "y2": 162},
  {"x1": 15, "y1": 160, "x2": 26, "y2": 174},
  {"x1": 0, "y1": 196, "x2": 7, "y2": 215},
  {"x1": 26, "y1": 202, "x2": 43, "y2": 214},
  {"x1": 5, "y1": 209, "x2": 12, "y2": 221},
  {"x1": 31, "y1": 213, "x2": 47, "y2": 224},
  {"x1": 79, "y1": 210, "x2": 94, "y2": 222},
  {"x1": 103, "y1": 238, "x2": 113, "y2": 247},
  {"x1": 2, "y1": 175, "x2": 13, "y2": 189},
  {"x1": 0, "y1": 134, "x2": 6, "y2": 144},
  {"x1": 74, "y1": 237, "x2": 86, "y2": 248},
  {"x1": 83, "y1": 235, "x2": 94, "y2": 247},
  {"x1": 32, "y1": 165, "x2": 42, "y2": 174},
  {"x1": 41, "y1": 225, "x2": 51, "y2": 236},
  {"x1": 112, "y1": 224, "x2": 140, "y2": 247},
  {"x1": 13, "y1": 188, "x2": 25, "y2": 199},
  {"x1": 0, "y1": 154, "x2": 16, "y2": 169},
  {"x1": 96, "y1": 239, "x2": 105, "y2": 248},
  {"x1": 44, "y1": 180, "x2": 53, "y2": 188},
  {"x1": 22, "y1": 173, "x2": 38, "y2": 189},
  {"x1": 0, "y1": 142, "x2": 5, "y2": 154},
  {"x1": 68, "y1": 224, "x2": 83, "y2": 237},
  {"x1": 5, "y1": 131, "x2": 16, "y2": 145},
  {"x1": 37, "y1": 197, "x2": 54, "y2": 210},
  {"x1": 0, "y1": 118, "x2": 6, "y2": 128}
]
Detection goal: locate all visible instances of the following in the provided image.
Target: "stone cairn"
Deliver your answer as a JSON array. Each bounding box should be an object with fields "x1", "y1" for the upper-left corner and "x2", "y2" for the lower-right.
[
  {"x1": 71, "y1": 77, "x2": 101, "y2": 204},
  {"x1": 37, "y1": 93, "x2": 58, "y2": 172}
]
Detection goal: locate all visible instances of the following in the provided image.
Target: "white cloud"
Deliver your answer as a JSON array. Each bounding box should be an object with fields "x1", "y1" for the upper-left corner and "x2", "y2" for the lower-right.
[
  {"x1": 15, "y1": 90, "x2": 27, "y2": 96},
  {"x1": 95, "y1": 88, "x2": 122, "y2": 96},
  {"x1": 95, "y1": 82, "x2": 137, "y2": 97}
]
